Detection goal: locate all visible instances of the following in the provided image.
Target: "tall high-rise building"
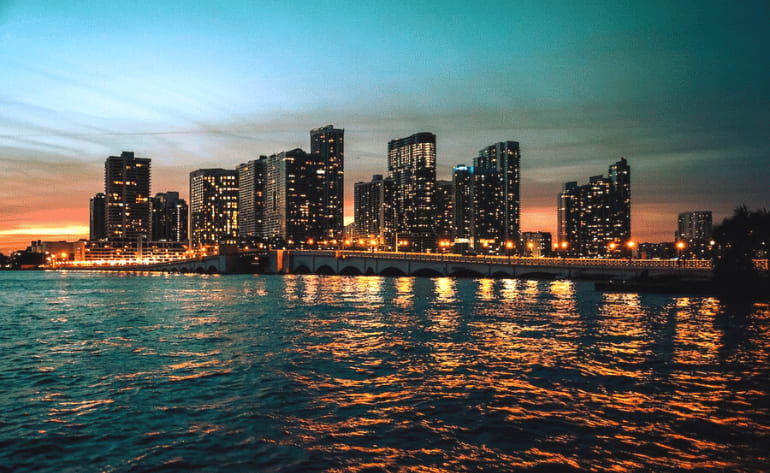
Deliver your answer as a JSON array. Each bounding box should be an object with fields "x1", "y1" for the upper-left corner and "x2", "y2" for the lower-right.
[
  {"x1": 452, "y1": 165, "x2": 473, "y2": 242},
  {"x1": 310, "y1": 125, "x2": 344, "y2": 240},
  {"x1": 105, "y1": 151, "x2": 151, "y2": 241},
  {"x1": 609, "y1": 157, "x2": 631, "y2": 242},
  {"x1": 189, "y1": 169, "x2": 238, "y2": 247},
  {"x1": 677, "y1": 211, "x2": 712, "y2": 241},
  {"x1": 354, "y1": 174, "x2": 393, "y2": 242},
  {"x1": 237, "y1": 157, "x2": 267, "y2": 242},
  {"x1": 557, "y1": 158, "x2": 631, "y2": 257},
  {"x1": 150, "y1": 192, "x2": 187, "y2": 242},
  {"x1": 89, "y1": 193, "x2": 106, "y2": 241},
  {"x1": 387, "y1": 132, "x2": 436, "y2": 251},
  {"x1": 263, "y1": 149, "x2": 324, "y2": 245},
  {"x1": 435, "y1": 180, "x2": 454, "y2": 240},
  {"x1": 472, "y1": 141, "x2": 521, "y2": 251}
]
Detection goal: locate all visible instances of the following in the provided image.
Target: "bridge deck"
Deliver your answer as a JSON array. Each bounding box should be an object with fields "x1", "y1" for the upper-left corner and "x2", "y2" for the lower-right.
[{"x1": 292, "y1": 250, "x2": 713, "y2": 272}]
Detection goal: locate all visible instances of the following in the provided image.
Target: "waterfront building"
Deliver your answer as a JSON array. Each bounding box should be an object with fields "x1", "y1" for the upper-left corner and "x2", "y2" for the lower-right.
[
  {"x1": 472, "y1": 141, "x2": 521, "y2": 252},
  {"x1": 521, "y1": 231, "x2": 552, "y2": 257},
  {"x1": 150, "y1": 192, "x2": 187, "y2": 242},
  {"x1": 310, "y1": 125, "x2": 345, "y2": 241},
  {"x1": 435, "y1": 180, "x2": 454, "y2": 241},
  {"x1": 557, "y1": 157, "x2": 631, "y2": 257},
  {"x1": 452, "y1": 165, "x2": 473, "y2": 243},
  {"x1": 89, "y1": 193, "x2": 106, "y2": 241},
  {"x1": 354, "y1": 174, "x2": 387, "y2": 240},
  {"x1": 263, "y1": 149, "x2": 325, "y2": 246},
  {"x1": 189, "y1": 169, "x2": 238, "y2": 248},
  {"x1": 677, "y1": 211, "x2": 712, "y2": 241},
  {"x1": 387, "y1": 132, "x2": 436, "y2": 251},
  {"x1": 237, "y1": 157, "x2": 267, "y2": 243},
  {"x1": 105, "y1": 151, "x2": 151, "y2": 241}
]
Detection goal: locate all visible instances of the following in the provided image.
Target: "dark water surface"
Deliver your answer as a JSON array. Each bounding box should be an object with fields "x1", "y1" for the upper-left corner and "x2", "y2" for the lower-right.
[{"x1": 1, "y1": 271, "x2": 769, "y2": 472}]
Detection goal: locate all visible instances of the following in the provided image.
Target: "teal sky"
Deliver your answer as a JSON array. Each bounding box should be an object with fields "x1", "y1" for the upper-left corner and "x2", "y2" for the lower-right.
[{"x1": 1, "y1": 0, "x2": 769, "y2": 251}]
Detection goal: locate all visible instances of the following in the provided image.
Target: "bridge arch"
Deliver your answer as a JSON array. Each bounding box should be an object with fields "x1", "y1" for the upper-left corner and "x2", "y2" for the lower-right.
[
  {"x1": 294, "y1": 264, "x2": 311, "y2": 274},
  {"x1": 412, "y1": 268, "x2": 443, "y2": 278},
  {"x1": 449, "y1": 268, "x2": 485, "y2": 278},
  {"x1": 339, "y1": 265, "x2": 362, "y2": 276},
  {"x1": 379, "y1": 266, "x2": 407, "y2": 277},
  {"x1": 491, "y1": 270, "x2": 513, "y2": 279},
  {"x1": 207, "y1": 265, "x2": 218, "y2": 274},
  {"x1": 316, "y1": 264, "x2": 336, "y2": 275}
]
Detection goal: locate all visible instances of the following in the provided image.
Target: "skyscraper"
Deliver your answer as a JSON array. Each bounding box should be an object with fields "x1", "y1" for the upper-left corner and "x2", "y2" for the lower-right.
[
  {"x1": 189, "y1": 169, "x2": 238, "y2": 248},
  {"x1": 354, "y1": 174, "x2": 393, "y2": 243},
  {"x1": 452, "y1": 165, "x2": 473, "y2": 242},
  {"x1": 677, "y1": 211, "x2": 712, "y2": 241},
  {"x1": 263, "y1": 149, "x2": 324, "y2": 245},
  {"x1": 105, "y1": 151, "x2": 151, "y2": 241},
  {"x1": 609, "y1": 157, "x2": 631, "y2": 242},
  {"x1": 435, "y1": 180, "x2": 454, "y2": 240},
  {"x1": 150, "y1": 192, "x2": 187, "y2": 242},
  {"x1": 387, "y1": 132, "x2": 436, "y2": 251},
  {"x1": 310, "y1": 125, "x2": 344, "y2": 240},
  {"x1": 237, "y1": 157, "x2": 267, "y2": 242},
  {"x1": 557, "y1": 158, "x2": 631, "y2": 257},
  {"x1": 472, "y1": 141, "x2": 521, "y2": 251},
  {"x1": 89, "y1": 193, "x2": 106, "y2": 241}
]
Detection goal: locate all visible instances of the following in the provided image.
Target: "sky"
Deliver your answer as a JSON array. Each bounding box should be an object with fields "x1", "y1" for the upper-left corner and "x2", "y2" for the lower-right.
[{"x1": 1, "y1": 0, "x2": 768, "y2": 253}]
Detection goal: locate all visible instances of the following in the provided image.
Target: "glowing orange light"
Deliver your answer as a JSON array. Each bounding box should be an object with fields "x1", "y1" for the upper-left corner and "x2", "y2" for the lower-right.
[
  {"x1": 308, "y1": 238, "x2": 314, "y2": 245},
  {"x1": 676, "y1": 241, "x2": 686, "y2": 250},
  {"x1": 609, "y1": 242, "x2": 617, "y2": 250},
  {"x1": 627, "y1": 241, "x2": 635, "y2": 249},
  {"x1": 358, "y1": 239, "x2": 365, "y2": 246},
  {"x1": 506, "y1": 241, "x2": 515, "y2": 250},
  {"x1": 370, "y1": 239, "x2": 377, "y2": 246},
  {"x1": 561, "y1": 242, "x2": 568, "y2": 249},
  {"x1": 527, "y1": 242, "x2": 534, "y2": 250},
  {"x1": 344, "y1": 239, "x2": 351, "y2": 246}
]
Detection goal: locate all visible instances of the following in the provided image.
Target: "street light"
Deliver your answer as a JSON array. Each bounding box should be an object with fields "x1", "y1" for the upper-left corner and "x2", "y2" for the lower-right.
[{"x1": 627, "y1": 240, "x2": 636, "y2": 260}]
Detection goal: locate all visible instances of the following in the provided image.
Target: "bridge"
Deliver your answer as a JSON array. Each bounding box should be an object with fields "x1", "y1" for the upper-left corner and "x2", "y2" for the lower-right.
[
  {"x1": 269, "y1": 250, "x2": 713, "y2": 280},
  {"x1": 60, "y1": 253, "x2": 239, "y2": 274}
]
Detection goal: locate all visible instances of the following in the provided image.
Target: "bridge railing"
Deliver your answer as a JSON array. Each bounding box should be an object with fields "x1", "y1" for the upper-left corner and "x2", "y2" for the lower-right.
[{"x1": 290, "y1": 250, "x2": 713, "y2": 271}]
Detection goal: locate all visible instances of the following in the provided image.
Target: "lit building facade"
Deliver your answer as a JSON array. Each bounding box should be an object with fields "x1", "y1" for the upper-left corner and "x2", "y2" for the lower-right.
[
  {"x1": 354, "y1": 174, "x2": 394, "y2": 244},
  {"x1": 452, "y1": 165, "x2": 473, "y2": 242},
  {"x1": 189, "y1": 169, "x2": 238, "y2": 247},
  {"x1": 263, "y1": 149, "x2": 324, "y2": 245},
  {"x1": 557, "y1": 157, "x2": 631, "y2": 257},
  {"x1": 435, "y1": 180, "x2": 454, "y2": 240},
  {"x1": 677, "y1": 211, "x2": 712, "y2": 241},
  {"x1": 150, "y1": 192, "x2": 187, "y2": 242},
  {"x1": 310, "y1": 125, "x2": 344, "y2": 240},
  {"x1": 237, "y1": 157, "x2": 267, "y2": 243},
  {"x1": 472, "y1": 141, "x2": 521, "y2": 252},
  {"x1": 89, "y1": 193, "x2": 106, "y2": 241},
  {"x1": 522, "y1": 231, "x2": 552, "y2": 257},
  {"x1": 387, "y1": 132, "x2": 436, "y2": 251},
  {"x1": 105, "y1": 151, "x2": 151, "y2": 241}
]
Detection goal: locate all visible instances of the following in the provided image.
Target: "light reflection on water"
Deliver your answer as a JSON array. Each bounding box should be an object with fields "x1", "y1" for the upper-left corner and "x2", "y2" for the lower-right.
[{"x1": 0, "y1": 271, "x2": 768, "y2": 472}]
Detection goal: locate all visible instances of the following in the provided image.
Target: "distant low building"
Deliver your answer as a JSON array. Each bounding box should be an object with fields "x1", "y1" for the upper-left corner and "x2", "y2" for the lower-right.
[
  {"x1": 521, "y1": 232, "x2": 552, "y2": 257},
  {"x1": 677, "y1": 211, "x2": 712, "y2": 241}
]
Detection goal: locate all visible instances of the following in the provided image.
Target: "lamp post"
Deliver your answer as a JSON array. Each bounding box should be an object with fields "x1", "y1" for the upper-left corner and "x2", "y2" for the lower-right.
[
  {"x1": 676, "y1": 241, "x2": 686, "y2": 265},
  {"x1": 626, "y1": 240, "x2": 636, "y2": 260}
]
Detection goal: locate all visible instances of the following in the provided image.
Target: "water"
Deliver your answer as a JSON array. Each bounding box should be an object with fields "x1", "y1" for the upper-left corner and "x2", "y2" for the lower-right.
[{"x1": 1, "y1": 271, "x2": 768, "y2": 472}]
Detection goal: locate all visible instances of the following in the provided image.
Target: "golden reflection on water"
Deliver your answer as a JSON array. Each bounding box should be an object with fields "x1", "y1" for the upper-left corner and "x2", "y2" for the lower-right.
[
  {"x1": 393, "y1": 277, "x2": 414, "y2": 309},
  {"x1": 433, "y1": 277, "x2": 456, "y2": 304},
  {"x1": 275, "y1": 276, "x2": 770, "y2": 472},
  {"x1": 477, "y1": 278, "x2": 494, "y2": 301}
]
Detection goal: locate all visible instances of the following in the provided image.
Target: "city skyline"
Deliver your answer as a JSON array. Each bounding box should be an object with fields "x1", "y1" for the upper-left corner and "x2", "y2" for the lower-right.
[{"x1": 2, "y1": 1, "x2": 769, "y2": 253}]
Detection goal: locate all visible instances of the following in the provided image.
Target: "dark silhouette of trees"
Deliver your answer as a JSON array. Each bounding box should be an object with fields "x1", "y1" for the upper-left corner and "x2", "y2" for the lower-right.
[{"x1": 712, "y1": 205, "x2": 769, "y2": 297}]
